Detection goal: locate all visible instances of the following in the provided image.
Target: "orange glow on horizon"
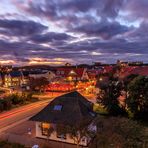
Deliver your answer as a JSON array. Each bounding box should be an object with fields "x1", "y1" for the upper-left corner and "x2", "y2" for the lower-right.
[
  {"x1": 28, "y1": 57, "x2": 67, "y2": 65},
  {"x1": 0, "y1": 60, "x2": 16, "y2": 65}
]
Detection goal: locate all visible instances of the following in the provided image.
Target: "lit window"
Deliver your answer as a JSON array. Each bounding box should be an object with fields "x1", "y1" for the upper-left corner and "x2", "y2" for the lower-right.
[
  {"x1": 41, "y1": 123, "x2": 50, "y2": 136},
  {"x1": 53, "y1": 105, "x2": 62, "y2": 111}
]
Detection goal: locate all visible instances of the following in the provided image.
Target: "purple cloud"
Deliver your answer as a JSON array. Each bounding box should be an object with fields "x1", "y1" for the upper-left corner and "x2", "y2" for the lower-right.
[
  {"x1": 0, "y1": 19, "x2": 47, "y2": 36},
  {"x1": 0, "y1": 0, "x2": 147, "y2": 65}
]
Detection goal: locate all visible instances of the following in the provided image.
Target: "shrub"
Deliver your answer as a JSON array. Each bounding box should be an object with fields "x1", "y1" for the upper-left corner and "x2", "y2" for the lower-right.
[
  {"x1": 0, "y1": 140, "x2": 25, "y2": 148},
  {"x1": 3, "y1": 99, "x2": 12, "y2": 110},
  {"x1": 90, "y1": 116, "x2": 148, "y2": 148},
  {"x1": 0, "y1": 100, "x2": 4, "y2": 112},
  {"x1": 0, "y1": 99, "x2": 12, "y2": 111},
  {"x1": 8, "y1": 94, "x2": 24, "y2": 105}
]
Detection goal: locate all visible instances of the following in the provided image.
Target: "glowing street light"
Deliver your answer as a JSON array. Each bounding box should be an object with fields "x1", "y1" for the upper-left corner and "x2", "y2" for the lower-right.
[{"x1": 99, "y1": 77, "x2": 103, "y2": 81}]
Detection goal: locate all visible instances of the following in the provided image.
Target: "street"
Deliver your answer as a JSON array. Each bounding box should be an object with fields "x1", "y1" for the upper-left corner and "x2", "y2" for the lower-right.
[
  {"x1": 0, "y1": 91, "x2": 95, "y2": 133},
  {"x1": 0, "y1": 91, "x2": 95, "y2": 147},
  {"x1": 0, "y1": 99, "x2": 51, "y2": 133}
]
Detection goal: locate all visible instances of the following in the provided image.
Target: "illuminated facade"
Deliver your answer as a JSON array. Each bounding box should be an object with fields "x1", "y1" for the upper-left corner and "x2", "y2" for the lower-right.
[
  {"x1": 4, "y1": 71, "x2": 23, "y2": 87},
  {"x1": 56, "y1": 67, "x2": 89, "y2": 82},
  {"x1": 31, "y1": 91, "x2": 96, "y2": 146}
]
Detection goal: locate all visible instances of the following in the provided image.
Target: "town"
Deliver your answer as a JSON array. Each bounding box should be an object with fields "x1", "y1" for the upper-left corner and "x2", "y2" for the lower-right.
[
  {"x1": 0, "y1": 0, "x2": 148, "y2": 148},
  {"x1": 0, "y1": 60, "x2": 147, "y2": 148}
]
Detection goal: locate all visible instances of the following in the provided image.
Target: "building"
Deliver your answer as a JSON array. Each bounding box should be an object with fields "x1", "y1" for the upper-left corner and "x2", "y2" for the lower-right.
[
  {"x1": 30, "y1": 91, "x2": 96, "y2": 146},
  {"x1": 56, "y1": 67, "x2": 89, "y2": 81},
  {"x1": 29, "y1": 71, "x2": 55, "y2": 82},
  {"x1": 4, "y1": 71, "x2": 23, "y2": 87},
  {"x1": 21, "y1": 71, "x2": 30, "y2": 86}
]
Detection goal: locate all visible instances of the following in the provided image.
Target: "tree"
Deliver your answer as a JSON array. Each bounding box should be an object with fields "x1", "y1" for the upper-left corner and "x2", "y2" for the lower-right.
[
  {"x1": 8, "y1": 93, "x2": 24, "y2": 105},
  {"x1": 124, "y1": 74, "x2": 139, "y2": 88},
  {"x1": 97, "y1": 75, "x2": 126, "y2": 116},
  {"x1": 29, "y1": 77, "x2": 49, "y2": 92},
  {"x1": 56, "y1": 119, "x2": 93, "y2": 148},
  {"x1": 126, "y1": 75, "x2": 148, "y2": 120},
  {"x1": 90, "y1": 116, "x2": 148, "y2": 148}
]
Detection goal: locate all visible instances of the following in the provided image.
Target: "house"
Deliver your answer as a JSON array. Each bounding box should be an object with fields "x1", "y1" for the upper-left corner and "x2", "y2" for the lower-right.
[
  {"x1": 20, "y1": 71, "x2": 31, "y2": 90},
  {"x1": 56, "y1": 67, "x2": 89, "y2": 81},
  {"x1": 29, "y1": 71, "x2": 55, "y2": 82},
  {"x1": 30, "y1": 91, "x2": 96, "y2": 146},
  {"x1": 102, "y1": 66, "x2": 113, "y2": 74},
  {"x1": 4, "y1": 71, "x2": 23, "y2": 87},
  {"x1": 118, "y1": 66, "x2": 148, "y2": 79}
]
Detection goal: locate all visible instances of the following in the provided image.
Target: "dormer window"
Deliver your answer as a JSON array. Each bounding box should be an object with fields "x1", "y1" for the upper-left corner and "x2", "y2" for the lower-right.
[{"x1": 53, "y1": 105, "x2": 62, "y2": 111}]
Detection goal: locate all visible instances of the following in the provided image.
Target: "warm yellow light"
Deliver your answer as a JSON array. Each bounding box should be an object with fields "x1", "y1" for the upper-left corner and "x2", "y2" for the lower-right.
[
  {"x1": 0, "y1": 60, "x2": 15, "y2": 64},
  {"x1": 68, "y1": 76, "x2": 72, "y2": 81},
  {"x1": 29, "y1": 57, "x2": 63, "y2": 65},
  {"x1": 99, "y1": 77, "x2": 103, "y2": 81},
  {"x1": 42, "y1": 123, "x2": 50, "y2": 129}
]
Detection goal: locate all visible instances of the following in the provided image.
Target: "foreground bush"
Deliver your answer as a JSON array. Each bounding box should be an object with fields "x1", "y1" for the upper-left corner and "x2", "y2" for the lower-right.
[
  {"x1": 0, "y1": 92, "x2": 38, "y2": 112},
  {"x1": 8, "y1": 94, "x2": 24, "y2": 105},
  {"x1": 90, "y1": 116, "x2": 148, "y2": 148},
  {"x1": 0, "y1": 140, "x2": 25, "y2": 148},
  {"x1": 0, "y1": 99, "x2": 12, "y2": 111}
]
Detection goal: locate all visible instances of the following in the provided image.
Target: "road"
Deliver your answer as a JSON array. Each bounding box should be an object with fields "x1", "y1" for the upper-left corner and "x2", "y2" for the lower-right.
[
  {"x1": 0, "y1": 91, "x2": 95, "y2": 134},
  {"x1": 0, "y1": 99, "x2": 52, "y2": 133}
]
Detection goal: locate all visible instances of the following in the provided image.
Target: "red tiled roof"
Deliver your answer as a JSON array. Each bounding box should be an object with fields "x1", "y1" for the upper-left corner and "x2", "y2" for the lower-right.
[
  {"x1": 103, "y1": 66, "x2": 113, "y2": 73},
  {"x1": 120, "y1": 66, "x2": 148, "y2": 78},
  {"x1": 119, "y1": 66, "x2": 136, "y2": 78},
  {"x1": 87, "y1": 69, "x2": 102, "y2": 79},
  {"x1": 130, "y1": 66, "x2": 148, "y2": 76}
]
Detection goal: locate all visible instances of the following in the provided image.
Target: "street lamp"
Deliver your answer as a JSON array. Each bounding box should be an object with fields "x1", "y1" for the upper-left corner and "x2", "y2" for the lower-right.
[{"x1": 99, "y1": 77, "x2": 103, "y2": 81}]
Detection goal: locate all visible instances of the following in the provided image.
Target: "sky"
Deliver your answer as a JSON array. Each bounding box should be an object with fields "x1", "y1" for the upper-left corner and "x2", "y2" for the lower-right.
[{"x1": 0, "y1": 0, "x2": 148, "y2": 66}]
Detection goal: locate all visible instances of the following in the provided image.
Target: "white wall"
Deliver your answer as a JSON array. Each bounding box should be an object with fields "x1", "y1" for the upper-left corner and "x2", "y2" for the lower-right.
[
  {"x1": 29, "y1": 71, "x2": 55, "y2": 81},
  {"x1": 35, "y1": 122, "x2": 89, "y2": 146}
]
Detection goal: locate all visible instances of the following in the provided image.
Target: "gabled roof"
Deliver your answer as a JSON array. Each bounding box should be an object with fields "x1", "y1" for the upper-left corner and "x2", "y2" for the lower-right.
[
  {"x1": 30, "y1": 91, "x2": 95, "y2": 126},
  {"x1": 56, "y1": 68, "x2": 86, "y2": 78},
  {"x1": 120, "y1": 66, "x2": 148, "y2": 78},
  {"x1": 103, "y1": 66, "x2": 113, "y2": 73}
]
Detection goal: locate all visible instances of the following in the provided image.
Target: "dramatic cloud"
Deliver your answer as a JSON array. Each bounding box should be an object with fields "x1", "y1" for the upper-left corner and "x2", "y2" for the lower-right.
[
  {"x1": 0, "y1": 19, "x2": 47, "y2": 36},
  {"x1": 123, "y1": 0, "x2": 148, "y2": 20},
  {"x1": 0, "y1": 0, "x2": 147, "y2": 65},
  {"x1": 30, "y1": 32, "x2": 74, "y2": 43},
  {"x1": 70, "y1": 20, "x2": 130, "y2": 39}
]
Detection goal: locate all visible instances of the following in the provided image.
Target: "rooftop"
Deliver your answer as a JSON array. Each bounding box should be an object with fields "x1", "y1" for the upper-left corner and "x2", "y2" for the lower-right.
[{"x1": 30, "y1": 91, "x2": 95, "y2": 126}]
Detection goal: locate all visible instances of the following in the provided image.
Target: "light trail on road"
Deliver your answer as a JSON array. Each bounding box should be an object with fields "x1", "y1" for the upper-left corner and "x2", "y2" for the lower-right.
[
  {"x1": 0, "y1": 100, "x2": 50, "y2": 120},
  {"x1": 0, "y1": 99, "x2": 52, "y2": 133}
]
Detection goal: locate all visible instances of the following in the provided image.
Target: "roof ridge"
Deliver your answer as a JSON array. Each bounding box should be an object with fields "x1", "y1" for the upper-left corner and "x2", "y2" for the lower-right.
[{"x1": 76, "y1": 92, "x2": 83, "y2": 119}]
